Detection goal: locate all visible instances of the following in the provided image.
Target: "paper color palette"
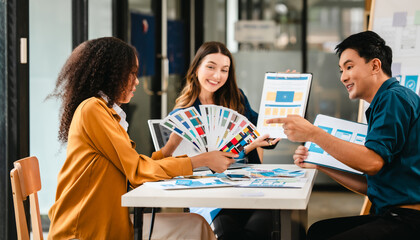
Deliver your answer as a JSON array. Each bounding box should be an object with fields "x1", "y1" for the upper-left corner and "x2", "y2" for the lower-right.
[{"x1": 161, "y1": 105, "x2": 260, "y2": 154}]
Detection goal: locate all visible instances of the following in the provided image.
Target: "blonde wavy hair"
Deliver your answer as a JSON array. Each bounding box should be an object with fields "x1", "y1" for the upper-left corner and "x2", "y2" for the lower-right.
[{"x1": 174, "y1": 41, "x2": 245, "y2": 114}]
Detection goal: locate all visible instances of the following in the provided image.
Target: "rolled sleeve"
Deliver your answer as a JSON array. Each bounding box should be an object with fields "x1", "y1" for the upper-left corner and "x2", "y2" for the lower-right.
[
  {"x1": 365, "y1": 91, "x2": 412, "y2": 164},
  {"x1": 365, "y1": 140, "x2": 392, "y2": 164}
]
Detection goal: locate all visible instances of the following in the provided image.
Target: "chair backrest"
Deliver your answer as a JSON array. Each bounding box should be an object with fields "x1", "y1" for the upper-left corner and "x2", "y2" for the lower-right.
[
  {"x1": 10, "y1": 156, "x2": 43, "y2": 240},
  {"x1": 360, "y1": 196, "x2": 372, "y2": 215}
]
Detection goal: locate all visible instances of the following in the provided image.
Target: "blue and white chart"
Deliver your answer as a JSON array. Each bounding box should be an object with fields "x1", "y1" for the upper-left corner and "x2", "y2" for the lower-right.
[
  {"x1": 257, "y1": 73, "x2": 312, "y2": 138},
  {"x1": 144, "y1": 178, "x2": 234, "y2": 190},
  {"x1": 304, "y1": 114, "x2": 367, "y2": 175}
]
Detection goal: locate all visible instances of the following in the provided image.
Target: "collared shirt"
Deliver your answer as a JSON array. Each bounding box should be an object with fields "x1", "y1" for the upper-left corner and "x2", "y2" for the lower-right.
[
  {"x1": 99, "y1": 92, "x2": 129, "y2": 131},
  {"x1": 48, "y1": 97, "x2": 193, "y2": 239},
  {"x1": 364, "y1": 78, "x2": 420, "y2": 214}
]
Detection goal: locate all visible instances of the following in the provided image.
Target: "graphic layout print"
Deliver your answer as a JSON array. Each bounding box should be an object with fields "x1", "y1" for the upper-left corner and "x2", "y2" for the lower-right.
[
  {"x1": 308, "y1": 126, "x2": 333, "y2": 154},
  {"x1": 257, "y1": 73, "x2": 312, "y2": 138},
  {"x1": 304, "y1": 114, "x2": 368, "y2": 175}
]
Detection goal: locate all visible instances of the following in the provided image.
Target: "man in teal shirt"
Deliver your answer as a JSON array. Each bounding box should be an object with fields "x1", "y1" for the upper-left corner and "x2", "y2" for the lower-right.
[{"x1": 268, "y1": 31, "x2": 420, "y2": 239}]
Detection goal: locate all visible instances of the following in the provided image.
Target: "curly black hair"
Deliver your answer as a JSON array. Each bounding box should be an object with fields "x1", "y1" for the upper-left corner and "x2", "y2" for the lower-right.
[{"x1": 50, "y1": 37, "x2": 138, "y2": 143}]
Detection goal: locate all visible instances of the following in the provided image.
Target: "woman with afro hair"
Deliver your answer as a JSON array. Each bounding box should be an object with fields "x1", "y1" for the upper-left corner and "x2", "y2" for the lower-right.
[{"x1": 47, "y1": 37, "x2": 236, "y2": 239}]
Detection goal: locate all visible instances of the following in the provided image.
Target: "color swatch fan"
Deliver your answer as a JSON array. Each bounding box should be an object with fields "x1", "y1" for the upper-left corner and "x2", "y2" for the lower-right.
[{"x1": 161, "y1": 105, "x2": 260, "y2": 154}]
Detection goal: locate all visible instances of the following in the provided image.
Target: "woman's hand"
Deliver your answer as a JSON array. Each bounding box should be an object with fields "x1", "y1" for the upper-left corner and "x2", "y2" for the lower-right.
[
  {"x1": 160, "y1": 133, "x2": 183, "y2": 157},
  {"x1": 190, "y1": 151, "x2": 237, "y2": 173},
  {"x1": 244, "y1": 134, "x2": 281, "y2": 153},
  {"x1": 293, "y1": 146, "x2": 317, "y2": 169}
]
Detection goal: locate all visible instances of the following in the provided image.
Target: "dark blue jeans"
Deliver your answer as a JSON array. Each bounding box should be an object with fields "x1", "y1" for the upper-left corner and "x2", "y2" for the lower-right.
[{"x1": 307, "y1": 207, "x2": 420, "y2": 240}]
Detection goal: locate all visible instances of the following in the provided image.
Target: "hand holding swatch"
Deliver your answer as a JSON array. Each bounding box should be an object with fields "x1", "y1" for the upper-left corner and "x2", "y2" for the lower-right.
[{"x1": 161, "y1": 105, "x2": 260, "y2": 154}]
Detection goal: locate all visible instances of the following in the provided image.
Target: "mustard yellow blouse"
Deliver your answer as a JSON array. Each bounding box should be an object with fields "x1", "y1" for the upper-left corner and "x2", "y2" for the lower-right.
[{"x1": 48, "y1": 97, "x2": 193, "y2": 240}]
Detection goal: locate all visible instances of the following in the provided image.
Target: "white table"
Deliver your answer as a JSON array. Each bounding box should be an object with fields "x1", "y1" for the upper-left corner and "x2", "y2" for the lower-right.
[{"x1": 122, "y1": 164, "x2": 317, "y2": 240}]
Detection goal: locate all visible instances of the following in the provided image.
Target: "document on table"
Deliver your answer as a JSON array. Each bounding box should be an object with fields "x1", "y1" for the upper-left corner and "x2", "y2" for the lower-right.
[
  {"x1": 245, "y1": 168, "x2": 306, "y2": 178},
  {"x1": 235, "y1": 178, "x2": 307, "y2": 188},
  {"x1": 144, "y1": 172, "x2": 308, "y2": 190},
  {"x1": 143, "y1": 178, "x2": 234, "y2": 190},
  {"x1": 257, "y1": 72, "x2": 312, "y2": 138},
  {"x1": 303, "y1": 114, "x2": 367, "y2": 175}
]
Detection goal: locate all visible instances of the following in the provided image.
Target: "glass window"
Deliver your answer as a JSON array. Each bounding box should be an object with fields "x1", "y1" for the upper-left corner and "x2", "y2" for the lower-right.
[
  {"x1": 29, "y1": 1, "x2": 72, "y2": 217},
  {"x1": 228, "y1": 0, "x2": 304, "y2": 164},
  {"x1": 29, "y1": 0, "x2": 113, "y2": 222},
  {"x1": 89, "y1": 0, "x2": 112, "y2": 39},
  {"x1": 128, "y1": 0, "x2": 187, "y2": 155},
  {"x1": 306, "y1": 0, "x2": 365, "y2": 183},
  {"x1": 306, "y1": 0, "x2": 364, "y2": 123},
  {"x1": 204, "y1": 0, "x2": 226, "y2": 43}
]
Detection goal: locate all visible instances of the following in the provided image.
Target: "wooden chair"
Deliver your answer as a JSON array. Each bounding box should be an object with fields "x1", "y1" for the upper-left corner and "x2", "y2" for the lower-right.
[
  {"x1": 10, "y1": 156, "x2": 43, "y2": 240},
  {"x1": 360, "y1": 196, "x2": 372, "y2": 215}
]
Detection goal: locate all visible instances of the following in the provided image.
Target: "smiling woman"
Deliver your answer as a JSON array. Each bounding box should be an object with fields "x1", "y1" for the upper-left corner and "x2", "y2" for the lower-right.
[
  {"x1": 161, "y1": 41, "x2": 280, "y2": 240},
  {"x1": 196, "y1": 53, "x2": 230, "y2": 102}
]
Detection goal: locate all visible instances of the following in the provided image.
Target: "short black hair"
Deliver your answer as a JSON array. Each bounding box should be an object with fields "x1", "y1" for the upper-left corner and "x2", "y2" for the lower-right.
[{"x1": 335, "y1": 31, "x2": 393, "y2": 77}]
